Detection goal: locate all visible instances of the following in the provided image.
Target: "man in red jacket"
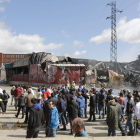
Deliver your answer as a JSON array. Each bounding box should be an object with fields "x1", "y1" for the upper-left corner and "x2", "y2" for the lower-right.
[
  {"x1": 13, "y1": 86, "x2": 22, "y2": 110},
  {"x1": 43, "y1": 88, "x2": 50, "y2": 99}
]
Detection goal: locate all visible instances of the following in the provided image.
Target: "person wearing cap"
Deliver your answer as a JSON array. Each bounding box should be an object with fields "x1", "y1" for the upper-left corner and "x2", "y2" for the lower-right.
[
  {"x1": 106, "y1": 95, "x2": 118, "y2": 136},
  {"x1": 126, "y1": 93, "x2": 135, "y2": 136}
]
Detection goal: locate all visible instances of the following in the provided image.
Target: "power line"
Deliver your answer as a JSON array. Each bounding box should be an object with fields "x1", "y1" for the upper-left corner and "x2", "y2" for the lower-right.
[
  {"x1": 123, "y1": 0, "x2": 139, "y2": 11},
  {"x1": 118, "y1": 0, "x2": 127, "y2": 8},
  {"x1": 93, "y1": 6, "x2": 107, "y2": 32}
]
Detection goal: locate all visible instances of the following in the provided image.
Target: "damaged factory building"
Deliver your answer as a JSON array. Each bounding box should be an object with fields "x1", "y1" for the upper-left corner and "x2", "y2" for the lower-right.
[{"x1": 5, "y1": 52, "x2": 140, "y2": 88}]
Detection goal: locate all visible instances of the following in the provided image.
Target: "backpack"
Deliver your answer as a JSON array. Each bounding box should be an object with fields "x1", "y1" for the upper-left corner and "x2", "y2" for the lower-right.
[{"x1": 3, "y1": 93, "x2": 10, "y2": 100}]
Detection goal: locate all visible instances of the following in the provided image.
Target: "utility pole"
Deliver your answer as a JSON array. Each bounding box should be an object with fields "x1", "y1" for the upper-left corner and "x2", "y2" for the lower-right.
[{"x1": 106, "y1": 1, "x2": 123, "y2": 62}]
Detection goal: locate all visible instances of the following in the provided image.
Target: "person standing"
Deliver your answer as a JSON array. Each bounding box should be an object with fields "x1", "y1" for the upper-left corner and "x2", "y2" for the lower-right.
[
  {"x1": 24, "y1": 89, "x2": 34, "y2": 123},
  {"x1": 2, "y1": 90, "x2": 10, "y2": 112},
  {"x1": 126, "y1": 93, "x2": 135, "y2": 136},
  {"x1": 15, "y1": 92, "x2": 25, "y2": 119},
  {"x1": 46, "y1": 100, "x2": 59, "y2": 137},
  {"x1": 98, "y1": 89, "x2": 105, "y2": 119},
  {"x1": 67, "y1": 95, "x2": 78, "y2": 135},
  {"x1": 106, "y1": 95, "x2": 118, "y2": 136},
  {"x1": 76, "y1": 92, "x2": 85, "y2": 119},
  {"x1": 57, "y1": 94, "x2": 66, "y2": 130},
  {"x1": 134, "y1": 97, "x2": 140, "y2": 136},
  {"x1": 36, "y1": 89, "x2": 42, "y2": 103},
  {"x1": 114, "y1": 97, "x2": 126, "y2": 136},
  {"x1": 26, "y1": 98, "x2": 44, "y2": 138},
  {"x1": 11, "y1": 86, "x2": 15, "y2": 105},
  {"x1": 13, "y1": 86, "x2": 22, "y2": 110},
  {"x1": 0, "y1": 93, "x2": 5, "y2": 115},
  {"x1": 81, "y1": 89, "x2": 89, "y2": 118},
  {"x1": 43, "y1": 87, "x2": 50, "y2": 99},
  {"x1": 88, "y1": 91, "x2": 96, "y2": 121},
  {"x1": 119, "y1": 92, "x2": 125, "y2": 122}
]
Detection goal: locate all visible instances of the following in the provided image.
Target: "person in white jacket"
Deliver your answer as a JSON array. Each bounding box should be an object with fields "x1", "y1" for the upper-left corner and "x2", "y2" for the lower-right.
[{"x1": 134, "y1": 97, "x2": 140, "y2": 136}]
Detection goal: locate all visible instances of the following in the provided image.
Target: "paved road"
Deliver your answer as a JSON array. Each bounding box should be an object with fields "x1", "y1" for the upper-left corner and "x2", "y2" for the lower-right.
[{"x1": 0, "y1": 84, "x2": 136, "y2": 139}]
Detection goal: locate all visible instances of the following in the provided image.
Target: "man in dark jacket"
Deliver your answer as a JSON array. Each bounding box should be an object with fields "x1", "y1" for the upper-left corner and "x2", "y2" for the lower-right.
[
  {"x1": 88, "y1": 91, "x2": 96, "y2": 121},
  {"x1": 106, "y1": 95, "x2": 118, "y2": 136},
  {"x1": 76, "y1": 92, "x2": 85, "y2": 119},
  {"x1": 67, "y1": 95, "x2": 78, "y2": 134},
  {"x1": 0, "y1": 93, "x2": 5, "y2": 114},
  {"x1": 82, "y1": 90, "x2": 89, "y2": 118},
  {"x1": 126, "y1": 93, "x2": 135, "y2": 136},
  {"x1": 26, "y1": 98, "x2": 44, "y2": 138},
  {"x1": 98, "y1": 89, "x2": 105, "y2": 119},
  {"x1": 51, "y1": 93, "x2": 58, "y2": 107},
  {"x1": 57, "y1": 94, "x2": 66, "y2": 130}
]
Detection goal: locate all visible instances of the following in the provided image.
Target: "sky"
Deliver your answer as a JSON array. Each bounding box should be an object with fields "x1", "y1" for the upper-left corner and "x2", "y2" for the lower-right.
[{"x1": 0, "y1": 0, "x2": 140, "y2": 62}]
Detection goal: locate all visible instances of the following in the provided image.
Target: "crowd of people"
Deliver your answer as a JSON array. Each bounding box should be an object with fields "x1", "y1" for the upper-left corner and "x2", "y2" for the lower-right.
[{"x1": 0, "y1": 84, "x2": 140, "y2": 138}]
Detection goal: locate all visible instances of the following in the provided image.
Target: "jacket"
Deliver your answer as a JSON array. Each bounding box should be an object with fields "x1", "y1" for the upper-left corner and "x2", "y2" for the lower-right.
[
  {"x1": 76, "y1": 95, "x2": 85, "y2": 114},
  {"x1": 67, "y1": 100, "x2": 78, "y2": 119},
  {"x1": 126, "y1": 99, "x2": 135, "y2": 114},
  {"x1": 75, "y1": 129, "x2": 89, "y2": 137},
  {"x1": 48, "y1": 106, "x2": 59, "y2": 129},
  {"x1": 18, "y1": 95, "x2": 25, "y2": 107},
  {"x1": 82, "y1": 93, "x2": 89, "y2": 104},
  {"x1": 89, "y1": 95, "x2": 96, "y2": 108},
  {"x1": 25, "y1": 94, "x2": 34, "y2": 107},
  {"x1": 57, "y1": 99, "x2": 65, "y2": 113},
  {"x1": 117, "y1": 102, "x2": 122, "y2": 118},
  {"x1": 98, "y1": 93, "x2": 105, "y2": 105},
  {"x1": 28, "y1": 103, "x2": 44, "y2": 129},
  {"x1": 13, "y1": 88, "x2": 22, "y2": 97},
  {"x1": 106, "y1": 100, "x2": 118, "y2": 130},
  {"x1": 3, "y1": 93, "x2": 10, "y2": 101}
]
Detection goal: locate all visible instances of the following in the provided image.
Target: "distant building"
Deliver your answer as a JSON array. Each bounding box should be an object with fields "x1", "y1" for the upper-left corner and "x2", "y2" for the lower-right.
[{"x1": 0, "y1": 53, "x2": 31, "y2": 67}]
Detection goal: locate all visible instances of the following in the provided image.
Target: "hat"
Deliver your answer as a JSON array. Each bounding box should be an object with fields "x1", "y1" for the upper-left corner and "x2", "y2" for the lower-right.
[{"x1": 108, "y1": 95, "x2": 114, "y2": 101}]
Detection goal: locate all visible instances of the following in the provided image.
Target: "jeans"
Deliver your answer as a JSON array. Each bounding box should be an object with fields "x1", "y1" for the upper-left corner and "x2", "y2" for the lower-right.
[
  {"x1": 3, "y1": 101, "x2": 8, "y2": 112},
  {"x1": 108, "y1": 129, "x2": 117, "y2": 136},
  {"x1": 26, "y1": 127, "x2": 40, "y2": 138},
  {"x1": 17, "y1": 106, "x2": 25, "y2": 118},
  {"x1": 11, "y1": 95, "x2": 14, "y2": 105},
  {"x1": 46, "y1": 127, "x2": 56, "y2": 137},
  {"x1": 98, "y1": 104, "x2": 104, "y2": 118},
  {"x1": 127, "y1": 113, "x2": 134, "y2": 135},
  {"x1": 96, "y1": 103, "x2": 98, "y2": 114},
  {"x1": 104, "y1": 103, "x2": 106, "y2": 115},
  {"x1": 89, "y1": 107, "x2": 95, "y2": 120},
  {"x1": 69, "y1": 116, "x2": 76, "y2": 133},
  {"x1": 84, "y1": 104, "x2": 87, "y2": 118},
  {"x1": 14, "y1": 97, "x2": 18, "y2": 109},
  {"x1": 118, "y1": 118, "x2": 125, "y2": 135},
  {"x1": 59, "y1": 112, "x2": 66, "y2": 129},
  {"x1": 121, "y1": 106, "x2": 125, "y2": 118},
  {"x1": 78, "y1": 113, "x2": 83, "y2": 119},
  {"x1": 125, "y1": 117, "x2": 128, "y2": 129},
  {"x1": 24, "y1": 107, "x2": 31, "y2": 123}
]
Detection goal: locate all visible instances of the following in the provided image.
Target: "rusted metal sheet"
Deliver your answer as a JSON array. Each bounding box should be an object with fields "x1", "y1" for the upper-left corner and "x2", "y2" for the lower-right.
[
  {"x1": 17, "y1": 75, "x2": 23, "y2": 81},
  {"x1": 29, "y1": 64, "x2": 38, "y2": 82},
  {"x1": 23, "y1": 74, "x2": 28, "y2": 82},
  {"x1": 11, "y1": 75, "x2": 16, "y2": 81}
]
